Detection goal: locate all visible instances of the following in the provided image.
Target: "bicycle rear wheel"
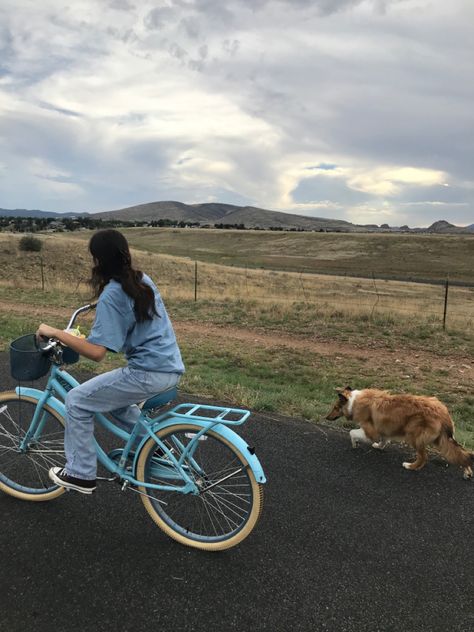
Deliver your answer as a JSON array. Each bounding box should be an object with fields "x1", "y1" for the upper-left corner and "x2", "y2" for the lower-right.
[
  {"x1": 0, "y1": 392, "x2": 66, "y2": 501},
  {"x1": 136, "y1": 423, "x2": 264, "y2": 551}
]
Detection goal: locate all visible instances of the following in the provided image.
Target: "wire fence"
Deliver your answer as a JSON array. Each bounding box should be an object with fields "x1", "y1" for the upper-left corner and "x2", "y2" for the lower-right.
[
  {"x1": 2, "y1": 251, "x2": 473, "y2": 332},
  {"x1": 147, "y1": 259, "x2": 473, "y2": 331}
]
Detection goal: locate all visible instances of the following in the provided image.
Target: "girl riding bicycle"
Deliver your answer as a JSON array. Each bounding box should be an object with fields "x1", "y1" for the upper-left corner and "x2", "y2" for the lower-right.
[{"x1": 36, "y1": 229, "x2": 185, "y2": 494}]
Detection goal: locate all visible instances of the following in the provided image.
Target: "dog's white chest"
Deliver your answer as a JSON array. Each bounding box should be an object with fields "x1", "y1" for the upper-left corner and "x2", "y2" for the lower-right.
[{"x1": 347, "y1": 390, "x2": 361, "y2": 416}]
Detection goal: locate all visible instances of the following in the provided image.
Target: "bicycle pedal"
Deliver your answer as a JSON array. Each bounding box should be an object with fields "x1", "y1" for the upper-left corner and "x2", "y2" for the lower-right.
[{"x1": 96, "y1": 475, "x2": 118, "y2": 482}]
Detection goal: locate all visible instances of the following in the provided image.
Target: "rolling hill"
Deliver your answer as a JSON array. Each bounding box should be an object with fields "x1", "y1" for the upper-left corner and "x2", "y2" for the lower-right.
[
  {"x1": 0, "y1": 208, "x2": 79, "y2": 219},
  {"x1": 92, "y1": 200, "x2": 354, "y2": 231},
  {"x1": 1, "y1": 202, "x2": 473, "y2": 233}
]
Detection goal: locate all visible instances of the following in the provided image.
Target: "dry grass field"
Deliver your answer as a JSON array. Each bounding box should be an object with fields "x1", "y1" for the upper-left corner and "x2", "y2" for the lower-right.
[
  {"x1": 1, "y1": 232, "x2": 472, "y2": 330},
  {"x1": 62, "y1": 227, "x2": 474, "y2": 283}
]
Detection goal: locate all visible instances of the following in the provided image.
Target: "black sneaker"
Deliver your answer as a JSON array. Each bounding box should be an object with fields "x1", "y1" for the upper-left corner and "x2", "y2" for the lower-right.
[{"x1": 49, "y1": 467, "x2": 96, "y2": 494}]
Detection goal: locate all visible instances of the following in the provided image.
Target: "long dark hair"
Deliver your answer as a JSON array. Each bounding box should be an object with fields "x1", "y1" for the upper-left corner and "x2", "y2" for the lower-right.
[{"x1": 88, "y1": 229, "x2": 158, "y2": 322}]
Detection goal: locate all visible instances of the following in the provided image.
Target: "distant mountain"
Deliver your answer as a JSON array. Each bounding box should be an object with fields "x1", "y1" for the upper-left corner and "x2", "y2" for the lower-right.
[
  {"x1": 93, "y1": 203, "x2": 474, "y2": 233},
  {"x1": 93, "y1": 200, "x2": 355, "y2": 231},
  {"x1": 0, "y1": 208, "x2": 82, "y2": 219},
  {"x1": 1, "y1": 203, "x2": 473, "y2": 233},
  {"x1": 426, "y1": 220, "x2": 474, "y2": 234}
]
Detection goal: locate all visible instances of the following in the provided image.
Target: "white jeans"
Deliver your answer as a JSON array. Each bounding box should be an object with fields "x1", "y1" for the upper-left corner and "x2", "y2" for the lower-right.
[{"x1": 64, "y1": 366, "x2": 181, "y2": 479}]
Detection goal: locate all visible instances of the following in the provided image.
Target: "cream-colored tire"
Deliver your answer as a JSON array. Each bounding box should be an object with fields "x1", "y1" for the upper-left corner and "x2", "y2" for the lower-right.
[
  {"x1": 0, "y1": 392, "x2": 66, "y2": 501},
  {"x1": 136, "y1": 423, "x2": 264, "y2": 551}
]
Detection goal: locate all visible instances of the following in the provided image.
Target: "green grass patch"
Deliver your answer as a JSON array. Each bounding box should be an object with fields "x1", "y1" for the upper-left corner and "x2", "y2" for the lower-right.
[
  {"x1": 0, "y1": 295, "x2": 472, "y2": 449},
  {"x1": 166, "y1": 298, "x2": 474, "y2": 357},
  {"x1": 1, "y1": 286, "x2": 471, "y2": 356},
  {"x1": 179, "y1": 338, "x2": 474, "y2": 448},
  {"x1": 0, "y1": 313, "x2": 37, "y2": 344}
]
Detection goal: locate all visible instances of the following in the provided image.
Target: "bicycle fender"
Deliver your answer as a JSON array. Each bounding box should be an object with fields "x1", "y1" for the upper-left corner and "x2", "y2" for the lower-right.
[
  {"x1": 15, "y1": 387, "x2": 66, "y2": 420},
  {"x1": 137, "y1": 417, "x2": 267, "y2": 484}
]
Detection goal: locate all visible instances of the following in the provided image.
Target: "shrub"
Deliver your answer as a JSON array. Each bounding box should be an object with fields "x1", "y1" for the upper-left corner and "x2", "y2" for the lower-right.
[{"x1": 19, "y1": 236, "x2": 43, "y2": 252}]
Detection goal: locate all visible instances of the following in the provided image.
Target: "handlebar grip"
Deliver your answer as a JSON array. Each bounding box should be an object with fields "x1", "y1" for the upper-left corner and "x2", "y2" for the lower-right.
[{"x1": 36, "y1": 336, "x2": 58, "y2": 352}]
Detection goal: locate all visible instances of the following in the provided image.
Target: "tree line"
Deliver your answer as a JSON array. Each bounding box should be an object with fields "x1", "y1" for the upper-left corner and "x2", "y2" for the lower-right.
[{"x1": 0, "y1": 215, "x2": 332, "y2": 233}]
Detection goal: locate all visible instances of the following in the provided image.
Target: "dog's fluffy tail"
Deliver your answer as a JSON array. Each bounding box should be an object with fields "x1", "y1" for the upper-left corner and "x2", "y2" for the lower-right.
[{"x1": 436, "y1": 426, "x2": 473, "y2": 469}]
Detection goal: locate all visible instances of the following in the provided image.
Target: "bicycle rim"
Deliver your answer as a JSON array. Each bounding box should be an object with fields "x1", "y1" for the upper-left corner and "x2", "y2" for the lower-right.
[
  {"x1": 0, "y1": 392, "x2": 66, "y2": 501},
  {"x1": 136, "y1": 423, "x2": 263, "y2": 550}
]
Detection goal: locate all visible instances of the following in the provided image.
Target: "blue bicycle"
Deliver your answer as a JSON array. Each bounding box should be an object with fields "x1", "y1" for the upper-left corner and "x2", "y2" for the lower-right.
[{"x1": 0, "y1": 304, "x2": 266, "y2": 550}]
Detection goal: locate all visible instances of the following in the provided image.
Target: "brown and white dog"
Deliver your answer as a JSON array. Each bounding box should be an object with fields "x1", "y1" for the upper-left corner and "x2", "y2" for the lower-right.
[{"x1": 326, "y1": 386, "x2": 473, "y2": 479}]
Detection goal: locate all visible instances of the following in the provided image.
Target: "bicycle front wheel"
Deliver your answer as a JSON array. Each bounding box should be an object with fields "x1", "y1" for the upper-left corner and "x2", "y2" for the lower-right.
[
  {"x1": 136, "y1": 423, "x2": 264, "y2": 551},
  {"x1": 0, "y1": 392, "x2": 66, "y2": 501}
]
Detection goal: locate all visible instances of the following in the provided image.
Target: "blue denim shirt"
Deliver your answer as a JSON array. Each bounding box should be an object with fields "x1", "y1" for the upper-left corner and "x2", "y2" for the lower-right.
[{"x1": 87, "y1": 274, "x2": 185, "y2": 374}]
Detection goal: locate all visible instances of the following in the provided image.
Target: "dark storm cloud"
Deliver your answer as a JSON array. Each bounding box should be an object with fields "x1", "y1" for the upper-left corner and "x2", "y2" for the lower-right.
[
  {"x1": 291, "y1": 174, "x2": 371, "y2": 205},
  {"x1": 38, "y1": 102, "x2": 81, "y2": 117},
  {"x1": 0, "y1": 25, "x2": 13, "y2": 61},
  {"x1": 144, "y1": 7, "x2": 177, "y2": 30},
  {"x1": 394, "y1": 184, "x2": 472, "y2": 205},
  {"x1": 197, "y1": 0, "x2": 375, "y2": 15},
  {"x1": 397, "y1": 203, "x2": 473, "y2": 227},
  {"x1": 109, "y1": 0, "x2": 135, "y2": 10}
]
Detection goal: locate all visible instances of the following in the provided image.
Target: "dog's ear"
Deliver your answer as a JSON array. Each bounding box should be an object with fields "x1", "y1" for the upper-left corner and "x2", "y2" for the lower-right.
[{"x1": 345, "y1": 385, "x2": 352, "y2": 391}]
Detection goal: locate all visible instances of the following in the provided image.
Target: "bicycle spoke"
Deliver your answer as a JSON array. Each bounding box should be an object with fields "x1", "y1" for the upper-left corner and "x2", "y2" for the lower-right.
[
  {"x1": 140, "y1": 428, "x2": 256, "y2": 543},
  {"x1": 204, "y1": 489, "x2": 249, "y2": 522},
  {"x1": 0, "y1": 397, "x2": 65, "y2": 493},
  {"x1": 199, "y1": 494, "x2": 221, "y2": 536},
  {"x1": 204, "y1": 492, "x2": 240, "y2": 530}
]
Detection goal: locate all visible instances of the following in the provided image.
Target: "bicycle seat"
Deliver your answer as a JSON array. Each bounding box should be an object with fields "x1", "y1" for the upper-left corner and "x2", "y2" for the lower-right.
[{"x1": 142, "y1": 386, "x2": 178, "y2": 411}]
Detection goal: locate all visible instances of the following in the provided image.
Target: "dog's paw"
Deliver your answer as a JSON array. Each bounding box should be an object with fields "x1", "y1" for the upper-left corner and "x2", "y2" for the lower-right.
[
  {"x1": 350, "y1": 428, "x2": 367, "y2": 448},
  {"x1": 402, "y1": 462, "x2": 414, "y2": 470},
  {"x1": 463, "y1": 467, "x2": 473, "y2": 480},
  {"x1": 372, "y1": 442, "x2": 385, "y2": 450}
]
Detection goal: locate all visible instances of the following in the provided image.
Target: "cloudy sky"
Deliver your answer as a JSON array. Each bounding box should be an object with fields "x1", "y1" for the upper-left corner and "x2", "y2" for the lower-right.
[{"x1": 0, "y1": 0, "x2": 473, "y2": 226}]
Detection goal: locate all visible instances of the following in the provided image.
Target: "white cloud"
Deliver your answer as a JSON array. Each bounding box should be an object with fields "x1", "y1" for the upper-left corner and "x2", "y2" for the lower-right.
[
  {"x1": 0, "y1": 0, "x2": 472, "y2": 225},
  {"x1": 346, "y1": 166, "x2": 446, "y2": 196},
  {"x1": 27, "y1": 157, "x2": 72, "y2": 180},
  {"x1": 35, "y1": 179, "x2": 84, "y2": 197}
]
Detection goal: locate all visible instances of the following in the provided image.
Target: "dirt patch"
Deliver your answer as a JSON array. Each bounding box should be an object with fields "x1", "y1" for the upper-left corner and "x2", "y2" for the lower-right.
[
  {"x1": 174, "y1": 320, "x2": 473, "y2": 391},
  {"x1": 0, "y1": 301, "x2": 69, "y2": 319},
  {"x1": 1, "y1": 299, "x2": 471, "y2": 391}
]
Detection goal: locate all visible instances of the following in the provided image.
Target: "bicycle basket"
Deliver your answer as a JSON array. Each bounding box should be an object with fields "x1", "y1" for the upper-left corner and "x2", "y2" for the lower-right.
[
  {"x1": 9, "y1": 334, "x2": 52, "y2": 381},
  {"x1": 62, "y1": 346, "x2": 80, "y2": 365}
]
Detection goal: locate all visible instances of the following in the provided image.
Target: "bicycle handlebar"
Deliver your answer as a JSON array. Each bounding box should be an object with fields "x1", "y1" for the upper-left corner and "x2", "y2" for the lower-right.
[
  {"x1": 65, "y1": 303, "x2": 97, "y2": 330},
  {"x1": 37, "y1": 337, "x2": 57, "y2": 353},
  {"x1": 39, "y1": 303, "x2": 97, "y2": 352}
]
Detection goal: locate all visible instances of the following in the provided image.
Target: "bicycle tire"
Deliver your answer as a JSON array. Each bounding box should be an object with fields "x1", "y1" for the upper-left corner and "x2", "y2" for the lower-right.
[
  {"x1": 136, "y1": 423, "x2": 264, "y2": 551},
  {"x1": 0, "y1": 391, "x2": 66, "y2": 501}
]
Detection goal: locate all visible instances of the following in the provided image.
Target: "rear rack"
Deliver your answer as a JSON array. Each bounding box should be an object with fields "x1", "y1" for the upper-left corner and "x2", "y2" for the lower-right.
[{"x1": 169, "y1": 403, "x2": 250, "y2": 426}]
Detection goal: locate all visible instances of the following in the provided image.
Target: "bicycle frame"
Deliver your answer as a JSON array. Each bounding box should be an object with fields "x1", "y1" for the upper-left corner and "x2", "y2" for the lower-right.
[
  {"x1": 16, "y1": 363, "x2": 266, "y2": 495},
  {"x1": 17, "y1": 364, "x2": 203, "y2": 493}
]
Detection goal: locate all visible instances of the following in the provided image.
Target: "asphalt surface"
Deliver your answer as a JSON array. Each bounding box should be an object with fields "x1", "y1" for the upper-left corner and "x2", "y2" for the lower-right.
[{"x1": 1, "y1": 355, "x2": 473, "y2": 632}]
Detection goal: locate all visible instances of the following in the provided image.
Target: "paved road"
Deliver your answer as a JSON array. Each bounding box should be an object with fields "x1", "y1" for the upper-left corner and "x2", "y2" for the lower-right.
[{"x1": 0, "y1": 357, "x2": 473, "y2": 632}]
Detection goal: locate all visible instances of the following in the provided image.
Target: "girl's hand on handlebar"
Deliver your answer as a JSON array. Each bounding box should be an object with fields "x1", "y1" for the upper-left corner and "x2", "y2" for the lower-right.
[
  {"x1": 36, "y1": 323, "x2": 59, "y2": 340},
  {"x1": 36, "y1": 320, "x2": 106, "y2": 362}
]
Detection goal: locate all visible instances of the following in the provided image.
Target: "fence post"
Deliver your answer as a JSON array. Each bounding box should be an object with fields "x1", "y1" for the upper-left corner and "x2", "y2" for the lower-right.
[
  {"x1": 370, "y1": 272, "x2": 380, "y2": 319},
  {"x1": 299, "y1": 273, "x2": 308, "y2": 301},
  {"x1": 194, "y1": 261, "x2": 198, "y2": 302},
  {"x1": 39, "y1": 256, "x2": 45, "y2": 291},
  {"x1": 442, "y1": 276, "x2": 449, "y2": 330}
]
